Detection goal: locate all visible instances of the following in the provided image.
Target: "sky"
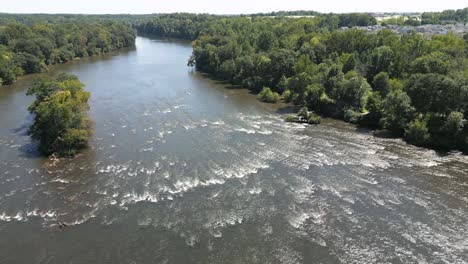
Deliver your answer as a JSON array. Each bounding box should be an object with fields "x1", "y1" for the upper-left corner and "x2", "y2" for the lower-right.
[{"x1": 0, "y1": 0, "x2": 466, "y2": 14}]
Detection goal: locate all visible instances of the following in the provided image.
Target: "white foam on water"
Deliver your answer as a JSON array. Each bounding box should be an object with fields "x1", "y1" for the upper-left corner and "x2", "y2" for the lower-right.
[
  {"x1": 0, "y1": 212, "x2": 12, "y2": 222},
  {"x1": 288, "y1": 212, "x2": 311, "y2": 229},
  {"x1": 96, "y1": 164, "x2": 129, "y2": 174},
  {"x1": 167, "y1": 177, "x2": 226, "y2": 195},
  {"x1": 233, "y1": 128, "x2": 256, "y2": 134},
  {"x1": 257, "y1": 130, "x2": 273, "y2": 135},
  {"x1": 183, "y1": 124, "x2": 196, "y2": 130},
  {"x1": 51, "y1": 178, "x2": 70, "y2": 184},
  {"x1": 120, "y1": 191, "x2": 159, "y2": 206},
  {"x1": 140, "y1": 147, "x2": 153, "y2": 152},
  {"x1": 210, "y1": 121, "x2": 225, "y2": 125},
  {"x1": 248, "y1": 187, "x2": 262, "y2": 195},
  {"x1": 173, "y1": 104, "x2": 185, "y2": 109},
  {"x1": 212, "y1": 229, "x2": 222, "y2": 238}
]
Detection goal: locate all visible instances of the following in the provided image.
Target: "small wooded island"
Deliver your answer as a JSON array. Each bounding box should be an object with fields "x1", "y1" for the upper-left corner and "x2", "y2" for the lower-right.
[{"x1": 27, "y1": 73, "x2": 90, "y2": 157}]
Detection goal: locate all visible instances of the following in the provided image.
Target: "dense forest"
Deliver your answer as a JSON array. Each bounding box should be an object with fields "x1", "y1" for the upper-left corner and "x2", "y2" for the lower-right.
[
  {"x1": 135, "y1": 12, "x2": 379, "y2": 40},
  {"x1": 137, "y1": 12, "x2": 468, "y2": 152},
  {"x1": 135, "y1": 13, "x2": 219, "y2": 40},
  {"x1": 27, "y1": 73, "x2": 90, "y2": 156},
  {"x1": 0, "y1": 20, "x2": 135, "y2": 85}
]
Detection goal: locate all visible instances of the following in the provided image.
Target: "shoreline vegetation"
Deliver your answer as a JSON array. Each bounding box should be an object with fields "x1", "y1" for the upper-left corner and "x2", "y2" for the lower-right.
[
  {"x1": 0, "y1": 21, "x2": 135, "y2": 86},
  {"x1": 27, "y1": 73, "x2": 91, "y2": 157},
  {"x1": 285, "y1": 107, "x2": 322, "y2": 125}
]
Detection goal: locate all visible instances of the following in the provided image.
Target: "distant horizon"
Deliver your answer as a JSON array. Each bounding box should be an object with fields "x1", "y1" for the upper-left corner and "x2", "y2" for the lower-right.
[{"x1": 1, "y1": 0, "x2": 466, "y2": 15}]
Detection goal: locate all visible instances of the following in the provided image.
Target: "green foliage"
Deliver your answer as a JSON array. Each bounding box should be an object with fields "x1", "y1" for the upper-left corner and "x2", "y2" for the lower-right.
[
  {"x1": 427, "y1": 112, "x2": 467, "y2": 150},
  {"x1": 305, "y1": 84, "x2": 324, "y2": 109},
  {"x1": 389, "y1": 78, "x2": 404, "y2": 92},
  {"x1": 344, "y1": 109, "x2": 364, "y2": 124},
  {"x1": 342, "y1": 53, "x2": 358, "y2": 73},
  {"x1": 15, "y1": 52, "x2": 46, "y2": 74},
  {"x1": 284, "y1": 107, "x2": 321, "y2": 124},
  {"x1": 307, "y1": 112, "x2": 321, "y2": 124},
  {"x1": 368, "y1": 46, "x2": 394, "y2": 79},
  {"x1": 0, "y1": 21, "x2": 135, "y2": 85},
  {"x1": 372, "y1": 72, "x2": 390, "y2": 96},
  {"x1": 27, "y1": 73, "x2": 90, "y2": 157},
  {"x1": 405, "y1": 118, "x2": 430, "y2": 146},
  {"x1": 282, "y1": 89, "x2": 293, "y2": 103},
  {"x1": 298, "y1": 107, "x2": 309, "y2": 120},
  {"x1": 421, "y1": 8, "x2": 468, "y2": 24},
  {"x1": 0, "y1": 45, "x2": 20, "y2": 85},
  {"x1": 443, "y1": 111, "x2": 466, "y2": 137},
  {"x1": 257, "y1": 87, "x2": 280, "y2": 103},
  {"x1": 130, "y1": 11, "x2": 468, "y2": 152},
  {"x1": 257, "y1": 31, "x2": 277, "y2": 52},
  {"x1": 381, "y1": 90, "x2": 415, "y2": 133},
  {"x1": 405, "y1": 73, "x2": 466, "y2": 114},
  {"x1": 337, "y1": 72, "x2": 371, "y2": 112},
  {"x1": 285, "y1": 114, "x2": 298, "y2": 122},
  {"x1": 410, "y1": 52, "x2": 449, "y2": 75},
  {"x1": 360, "y1": 91, "x2": 383, "y2": 126}
]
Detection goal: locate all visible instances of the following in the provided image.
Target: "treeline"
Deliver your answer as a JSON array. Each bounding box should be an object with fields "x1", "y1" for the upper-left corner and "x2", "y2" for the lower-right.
[
  {"x1": 421, "y1": 8, "x2": 468, "y2": 24},
  {"x1": 135, "y1": 13, "x2": 220, "y2": 40},
  {"x1": 27, "y1": 73, "x2": 90, "y2": 156},
  {"x1": 0, "y1": 21, "x2": 135, "y2": 85},
  {"x1": 249, "y1": 11, "x2": 320, "y2": 17},
  {"x1": 135, "y1": 13, "x2": 378, "y2": 40},
  {"x1": 182, "y1": 17, "x2": 468, "y2": 152},
  {"x1": 0, "y1": 13, "x2": 153, "y2": 26},
  {"x1": 380, "y1": 16, "x2": 422, "y2": 27}
]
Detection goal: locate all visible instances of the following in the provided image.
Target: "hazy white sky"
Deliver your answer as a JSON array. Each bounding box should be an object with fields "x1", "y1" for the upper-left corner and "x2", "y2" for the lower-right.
[{"x1": 0, "y1": 0, "x2": 466, "y2": 14}]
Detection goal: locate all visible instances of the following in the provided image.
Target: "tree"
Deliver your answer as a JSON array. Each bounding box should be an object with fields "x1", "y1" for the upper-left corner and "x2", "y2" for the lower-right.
[
  {"x1": 429, "y1": 111, "x2": 467, "y2": 149},
  {"x1": 443, "y1": 111, "x2": 466, "y2": 137},
  {"x1": 257, "y1": 31, "x2": 277, "y2": 52},
  {"x1": 337, "y1": 72, "x2": 371, "y2": 111},
  {"x1": 14, "y1": 52, "x2": 46, "y2": 74},
  {"x1": 27, "y1": 73, "x2": 90, "y2": 156},
  {"x1": 410, "y1": 52, "x2": 449, "y2": 75},
  {"x1": 0, "y1": 46, "x2": 18, "y2": 85},
  {"x1": 342, "y1": 53, "x2": 357, "y2": 73},
  {"x1": 219, "y1": 59, "x2": 237, "y2": 82},
  {"x1": 405, "y1": 74, "x2": 465, "y2": 114},
  {"x1": 368, "y1": 46, "x2": 394, "y2": 79},
  {"x1": 381, "y1": 90, "x2": 415, "y2": 133},
  {"x1": 405, "y1": 118, "x2": 430, "y2": 146},
  {"x1": 269, "y1": 49, "x2": 297, "y2": 86},
  {"x1": 372, "y1": 72, "x2": 390, "y2": 96},
  {"x1": 257, "y1": 87, "x2": 279, "y2": 103},
  {"x1": 324, "y1": 63, "x2": 344, "y2": 95},
  {"x1": 305, "y1": 84, "x2": 325, "y2": 110},
  {"x1": 361, "y1": 91, "x2": 383, "y2": 127}
]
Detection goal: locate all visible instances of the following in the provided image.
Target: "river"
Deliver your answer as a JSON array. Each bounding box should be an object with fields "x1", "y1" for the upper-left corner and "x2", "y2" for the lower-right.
[{"x1": 0, "y1": 37, "x2": 467, "y2": 264}]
